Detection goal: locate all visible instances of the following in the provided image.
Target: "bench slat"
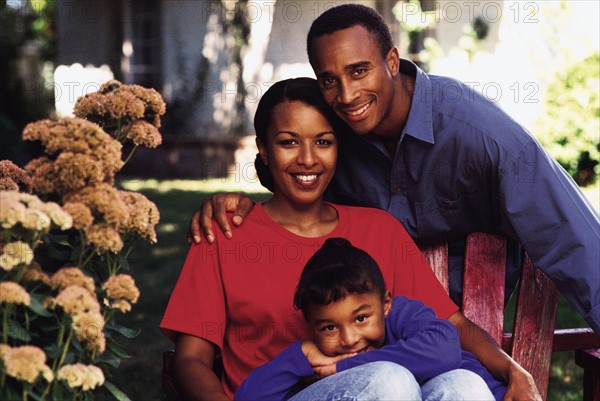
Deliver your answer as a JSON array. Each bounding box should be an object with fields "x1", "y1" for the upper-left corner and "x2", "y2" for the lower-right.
[
  {"x1": 462, "y1": 233, "x2": 506, "y2": 344},
  {"x1": 510, "y1": 254, "x2": 558, "y2": 400}
]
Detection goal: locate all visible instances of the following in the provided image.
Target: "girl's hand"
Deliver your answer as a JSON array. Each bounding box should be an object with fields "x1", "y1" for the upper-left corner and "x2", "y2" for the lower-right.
[{"x1": 301, "y1": 340, "x2": 356, "y2": 379}]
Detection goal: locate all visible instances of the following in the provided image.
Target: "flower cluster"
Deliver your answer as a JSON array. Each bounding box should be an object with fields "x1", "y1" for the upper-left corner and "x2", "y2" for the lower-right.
[
  {"x1": 120, "y1": 191, "x2": 160, "y2": 243},
  {"x1": 62, "y1": 183, "x2": 160, "y2": 253},
  {"x1": 57, "y1": 364, "x2": 104, "y2": 391},
  {"x1": 102, "y1": 274, "x2": 140, "y2": 313},
  {"x1": 0, "y1": 345, "x2": 53, "y2": 384},
  {"x1": 74, "y1": 80, "x2": 165, "y2": 148},
  {"x1": 0, "y1": 161, "x2": 32, "y2": 193},
  {"x1": 1, "y1": 81, "x2": 164, "y2": 401},
  {"x1": 0, "y1": 282, "x2": 31, "y2": 306},
  {"x1": 23, "y1": 117, "x2": 123, "y2": 195},
  {"x1": 1, "y1": 192, "x2": 73, "y2": 273}
]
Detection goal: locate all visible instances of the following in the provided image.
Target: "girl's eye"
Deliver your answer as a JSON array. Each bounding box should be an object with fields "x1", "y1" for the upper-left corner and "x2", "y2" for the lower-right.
[
  {"x1": 315, "y1": 139, "x2": 333, "y2": 146},
  {"x1": 321, "y1": 324, "x2": 336, "y2": 332},
  {"x1": 356, "y1": 315, "x2": 368, "y2": 323}
]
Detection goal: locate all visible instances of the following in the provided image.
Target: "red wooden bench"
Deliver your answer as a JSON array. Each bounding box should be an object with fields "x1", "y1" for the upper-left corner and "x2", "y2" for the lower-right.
[{"x1": 162, "y1": 233, "x2": 600, "y2": 400}]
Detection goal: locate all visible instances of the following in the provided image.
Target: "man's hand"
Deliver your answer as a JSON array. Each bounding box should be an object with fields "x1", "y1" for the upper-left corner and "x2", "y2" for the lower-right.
[
  {"x1": 187, "y1": 193, "x2": 255, "y2": 244},
  {"x1": 502, "y1": 363, "x2": 542, "y2": 401},
  {"x1": 301, "y1": 340, "x2": 355, "y2": 379}
]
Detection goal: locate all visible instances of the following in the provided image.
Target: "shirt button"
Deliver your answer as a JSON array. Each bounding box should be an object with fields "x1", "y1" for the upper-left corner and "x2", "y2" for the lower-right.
[{"x1": 393, "y1": 187, "x2": 402, "y2": 194}]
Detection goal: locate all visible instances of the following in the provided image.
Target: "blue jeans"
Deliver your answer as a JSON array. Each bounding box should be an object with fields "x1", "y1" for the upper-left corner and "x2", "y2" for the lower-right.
[
  {"x1": 422, "y1": 369, "x2": 495, "y2": 400},
  {"x1": 288, "y1": 362, "x2": 494, "y2": 401}
]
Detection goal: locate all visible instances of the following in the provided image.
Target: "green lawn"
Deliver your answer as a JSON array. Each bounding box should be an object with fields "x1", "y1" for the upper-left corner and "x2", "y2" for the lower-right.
[{"x1": 107, "y1": 179, "x2": 597, "y2": 401}]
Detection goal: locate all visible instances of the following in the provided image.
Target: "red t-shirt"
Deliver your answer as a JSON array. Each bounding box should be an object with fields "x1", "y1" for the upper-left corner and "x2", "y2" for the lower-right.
[{"x1": 160, "y1": 203, "x2": 458, "y2": 397}]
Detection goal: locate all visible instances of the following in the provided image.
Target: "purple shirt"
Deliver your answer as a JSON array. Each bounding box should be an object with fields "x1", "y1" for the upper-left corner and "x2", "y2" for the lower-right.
[
  {"x1": 325, "y1": 59, "x2": 600, "y2": 333},
  {"x1": 234, "y1": 296, "x2": 506, "y2": 401}
]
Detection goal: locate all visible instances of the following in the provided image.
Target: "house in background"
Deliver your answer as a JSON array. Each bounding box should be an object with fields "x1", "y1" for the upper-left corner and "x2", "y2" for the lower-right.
[
  {"x1": 51, "y1": 0, "x2": 404, "y2": 178},
  {"x1": 47, "y1": 0, "x2": 600, "y2": 179}
]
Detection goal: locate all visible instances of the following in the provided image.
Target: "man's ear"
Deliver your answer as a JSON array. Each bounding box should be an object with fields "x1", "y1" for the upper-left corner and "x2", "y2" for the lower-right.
[
  {"x1": 386, "y1": 47, "x2": 400, "y2": 77},
  {"x1": 383, "y1": 291, "x2": 392, "y2": 318},
  {"x1": 256, "y1": 137, "x2": 268, "y2": 165}
]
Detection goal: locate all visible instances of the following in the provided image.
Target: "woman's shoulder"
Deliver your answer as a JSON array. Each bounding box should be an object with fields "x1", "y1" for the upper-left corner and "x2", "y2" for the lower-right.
[
  {"x1": 333, "y1": 204, "x2": 401, "y2": 225},
  {"x1": 209, "y1": 207, "x2": 272, "y2": 241}
]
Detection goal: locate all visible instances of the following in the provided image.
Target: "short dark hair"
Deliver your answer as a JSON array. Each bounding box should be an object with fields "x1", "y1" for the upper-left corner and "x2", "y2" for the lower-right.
[
  {"x1": 293, "y1": 238, "x2": 387, "y2": 318},
  {"x1": 307, "y1": 4, "x2": 394, "y2": 64},
  {"x1": 253, "y1": 78, "x2": 342, "y2": 192}
]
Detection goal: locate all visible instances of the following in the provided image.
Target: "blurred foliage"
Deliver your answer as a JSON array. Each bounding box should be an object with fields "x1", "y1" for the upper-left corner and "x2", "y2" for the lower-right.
[
  {"x1": 458, "y1": 16, "x2": 490, "y2": 60},
  {"x1": 0, "y1": 0, "x2": 56, "y2": 164},
  {"x1": 393, "y1": 0, "x2": 438, "y2": 71},
  {"x1": 535, "y1": 52, "x2": 600, "y2": 186}
]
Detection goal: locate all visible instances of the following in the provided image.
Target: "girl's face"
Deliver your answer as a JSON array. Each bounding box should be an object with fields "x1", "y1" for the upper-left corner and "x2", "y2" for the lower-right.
[
  {"x1": 257, "y1": 101, "x2": 338, "y2": 208},
  {"x1": 307, "y1": 291, "x2": 392, "y2": 357}
]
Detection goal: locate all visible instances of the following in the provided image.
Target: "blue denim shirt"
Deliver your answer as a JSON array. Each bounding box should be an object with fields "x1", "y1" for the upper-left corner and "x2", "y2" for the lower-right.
[{"x1": 325, "y1": 59, "x2": 600, "y2": 333}]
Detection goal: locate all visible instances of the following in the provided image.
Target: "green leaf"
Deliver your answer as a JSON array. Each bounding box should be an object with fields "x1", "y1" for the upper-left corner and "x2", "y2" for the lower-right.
[
  {"x1": 45, "y1": 245, "x2": 72, "y2": 260},
  {"x1": 51, "y1": 380, "x2": 70, "y2": 401},
  {"x1": 95, "y1": 351, "x2": 121, "y2": 368},
  {"x1": 28, "y1": 295, "x2": 53, "y2": 317},
  {"x1": 107, "y1": 340, "x2": 132, "y2": 359},
  {"x1": 106, "y1": 321, "x2": 141, "y2": 339},
  {"x1": 27, "y1": 390, "x2": 45, "y2": 401},
  {"x1": 44, "y1": 344, "x2": 62, "y2": 359},
  {"x1": 104, "y1": 381, "x2": 133, "y2": 401},
  {"x1": 117, "y1": 253, "x2": 130, "y2": 271},
  {"x1": 7, "y1": 321, "x2": 31, "y2": 341},
  {"x1": 46, "y1": 232, "x2": 73, "y2": 246},
  {"x1": 2, "y1": 383, "x2": 21, "y2": 401}
]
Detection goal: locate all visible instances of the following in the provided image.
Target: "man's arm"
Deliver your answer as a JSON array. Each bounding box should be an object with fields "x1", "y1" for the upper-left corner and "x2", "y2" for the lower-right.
[
  {"x1": 448, "y1": 311, "x2": 541, "y2": 401},
  {"x1": 174, "y1": 334, "x2": 230, "y2": 401},
  {"x1": 188, "y1": 193, "x2": 255, "y2": 244},
  {"x1": 498, "y1": 139, "x2": 600, "y2": 333}
]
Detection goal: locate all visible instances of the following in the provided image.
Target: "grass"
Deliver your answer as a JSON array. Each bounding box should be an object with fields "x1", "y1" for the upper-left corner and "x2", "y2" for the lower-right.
[
  {"x1": 94, "y1": 179, "x2": 270, "y2": 400},
  {"x1": 108, "y1": 179, "x2": 598, "y2": 400}
]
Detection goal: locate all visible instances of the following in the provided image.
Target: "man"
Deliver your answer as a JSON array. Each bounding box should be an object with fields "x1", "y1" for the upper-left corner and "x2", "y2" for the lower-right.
[{"x1": 189, "y1": 4, "x2": 599, "y2": 399}]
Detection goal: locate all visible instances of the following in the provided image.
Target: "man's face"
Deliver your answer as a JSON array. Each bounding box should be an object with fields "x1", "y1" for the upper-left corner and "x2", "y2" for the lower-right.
[{"x1": 310, "y1": 25, "x2": 398, "y2": 136}]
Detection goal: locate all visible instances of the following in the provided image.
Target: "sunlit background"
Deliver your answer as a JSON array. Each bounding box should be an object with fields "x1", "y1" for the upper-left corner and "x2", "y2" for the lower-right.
[{"x1": 1, "y1": 1, "x2": 598, "y2": 400}]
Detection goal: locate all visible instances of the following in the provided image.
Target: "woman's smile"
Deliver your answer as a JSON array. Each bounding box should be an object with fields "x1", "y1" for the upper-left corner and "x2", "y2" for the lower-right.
[{"x1": 258, "y1": 100, "x2": 338, "y2": 208}]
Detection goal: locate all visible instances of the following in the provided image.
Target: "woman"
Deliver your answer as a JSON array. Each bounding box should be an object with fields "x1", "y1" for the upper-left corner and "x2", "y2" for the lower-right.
[{"x1": 160, "y1": 78, "x2": 488, "y2": 400}]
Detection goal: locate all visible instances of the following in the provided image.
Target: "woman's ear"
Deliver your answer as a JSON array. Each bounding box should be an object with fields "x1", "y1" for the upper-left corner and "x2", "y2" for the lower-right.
[
  {"x1": 256, "y1": 137, "x2": 268, "y2": 165},
  {"x1": 383, "y1": 291, "x2": 392, "y2": 318}
]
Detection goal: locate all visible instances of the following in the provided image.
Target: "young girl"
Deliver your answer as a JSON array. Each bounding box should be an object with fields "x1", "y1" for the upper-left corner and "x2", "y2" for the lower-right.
[
  {"x1": 235, "y1": 238, "x2": 506, "y2": 400},
  {"x1": 160, "y1": 78, "x2": 490, "y2": 400}
]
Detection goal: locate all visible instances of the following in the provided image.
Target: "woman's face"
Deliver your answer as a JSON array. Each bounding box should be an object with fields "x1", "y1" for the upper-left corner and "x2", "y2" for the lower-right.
[{"x1": 257, "y1": 101, "x2": 338, "y2": 208}]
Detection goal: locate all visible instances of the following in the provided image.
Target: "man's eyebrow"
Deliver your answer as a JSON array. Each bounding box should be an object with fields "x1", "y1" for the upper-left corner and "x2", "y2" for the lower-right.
[
  {"x1": 316, "y1": 61, "x2": 372, "y2": 79},
  {"x1": 345, "y1": 61, "x2": 372, "y2": 72}
]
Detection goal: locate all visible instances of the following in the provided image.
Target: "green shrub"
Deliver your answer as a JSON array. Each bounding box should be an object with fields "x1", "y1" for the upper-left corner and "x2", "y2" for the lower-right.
[{"x1": 536, "y1": 52, "x2": 600, "y2": 186}]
